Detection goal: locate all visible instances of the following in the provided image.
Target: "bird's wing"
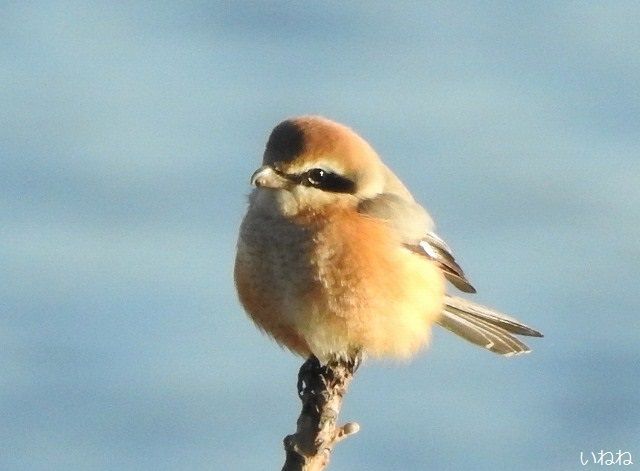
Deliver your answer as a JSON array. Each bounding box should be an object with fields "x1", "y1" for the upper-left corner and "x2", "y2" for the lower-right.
[
  {"x1": 410, "y1": 232, "x2": 476, "y2": 293},
  {"x1": 439, "y1": 295, "x2": 543, "y2": 356},
  {"x1": 357, "y1": 192, "x2": 476, "y2": 293},
  {"x1": 357, "y1": 193, "x2": 543, "y2": 356}
]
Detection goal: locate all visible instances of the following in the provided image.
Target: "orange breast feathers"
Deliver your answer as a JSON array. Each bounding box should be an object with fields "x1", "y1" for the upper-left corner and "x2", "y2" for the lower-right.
[{"x1": 235, "y1": 206, "x2": 446, "y2": 362}]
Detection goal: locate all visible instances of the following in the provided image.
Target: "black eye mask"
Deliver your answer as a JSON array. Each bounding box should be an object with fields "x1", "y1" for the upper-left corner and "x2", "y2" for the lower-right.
[
  {"x1": 272, "y1": 167, "x2": 356, "y2": 194},
  {"x1": 299, "y1": 168, "x2": 356, "y2": 194}
]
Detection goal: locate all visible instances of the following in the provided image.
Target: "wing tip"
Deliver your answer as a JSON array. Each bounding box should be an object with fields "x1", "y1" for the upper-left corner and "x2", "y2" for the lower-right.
[{"x1": 500, "y1": 347, "x2": 532, "y2": 357}]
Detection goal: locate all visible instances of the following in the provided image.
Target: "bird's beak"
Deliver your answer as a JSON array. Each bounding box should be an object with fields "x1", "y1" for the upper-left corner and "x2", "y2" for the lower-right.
[{"x1": 250, "y1": 165, "x2": 290, "y2": 189}]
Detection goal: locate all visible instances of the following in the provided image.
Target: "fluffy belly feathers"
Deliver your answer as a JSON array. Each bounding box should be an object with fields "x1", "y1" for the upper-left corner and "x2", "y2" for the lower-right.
[{"x1": 235, "y1": 208, "x2": 444, "y2": 362}]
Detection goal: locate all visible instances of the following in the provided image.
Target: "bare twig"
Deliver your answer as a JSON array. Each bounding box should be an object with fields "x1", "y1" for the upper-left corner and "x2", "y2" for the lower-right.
[{"x1": 282, "y1": 356, "x2": 360, "y2": 471}]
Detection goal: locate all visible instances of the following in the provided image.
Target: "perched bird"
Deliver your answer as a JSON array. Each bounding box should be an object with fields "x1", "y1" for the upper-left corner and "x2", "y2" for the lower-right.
[{"x1": 235, "y1": 116, "x2": 542, "y2": 363}]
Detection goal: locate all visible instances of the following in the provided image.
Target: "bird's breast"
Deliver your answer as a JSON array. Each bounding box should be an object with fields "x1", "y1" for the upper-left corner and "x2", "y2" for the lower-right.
[{"x1": 235, "y1": 200, "x2": 445, "y2": 360}]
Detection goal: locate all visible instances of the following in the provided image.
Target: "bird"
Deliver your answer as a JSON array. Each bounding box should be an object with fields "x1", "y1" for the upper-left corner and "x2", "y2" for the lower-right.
[{"x1": 234, "y1": 116, "x2": 542, "y2": 364}]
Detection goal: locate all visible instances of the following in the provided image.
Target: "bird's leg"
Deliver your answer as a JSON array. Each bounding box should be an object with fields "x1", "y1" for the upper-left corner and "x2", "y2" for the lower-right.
[
  {"x1": 297, "y1": 356, "x2": 321, "y2": 398},
  {"x1": 351, "y1": 349, "x2": 364, "y2": 373}
]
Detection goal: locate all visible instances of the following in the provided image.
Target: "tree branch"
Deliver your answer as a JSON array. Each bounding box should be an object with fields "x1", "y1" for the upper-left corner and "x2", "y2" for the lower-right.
[{"x1": 281, "y1": 356, "x2": 360, "y2": 471}]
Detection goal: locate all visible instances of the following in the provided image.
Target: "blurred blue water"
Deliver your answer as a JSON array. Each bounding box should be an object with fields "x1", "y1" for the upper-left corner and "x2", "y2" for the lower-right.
[{"x1": 1, "y1": 2, "x2": 639, "y2": 470}]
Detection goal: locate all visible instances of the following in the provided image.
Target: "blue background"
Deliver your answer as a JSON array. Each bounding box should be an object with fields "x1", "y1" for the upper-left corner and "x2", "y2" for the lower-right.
[{"x1": 2, "y1": 2, "x2": 638, "y2": 470}]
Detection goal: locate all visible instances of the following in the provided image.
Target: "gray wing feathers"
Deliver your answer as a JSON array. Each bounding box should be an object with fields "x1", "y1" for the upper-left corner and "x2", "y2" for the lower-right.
[
  {"x1": 357, "y1": 193, "x2": 476, "y2": 292},
  {"x1": 357, "y1": 191, "x2": 542, "y2": 355},
  {"x1": 438, "y1": 296, "x2": 543, "y2": 356},
  {"x1": 358, "y1": 193, "x2": 432, "y2": 241},
  {"x1": 420, "y1": 233, "x2": 476, "y2": 293}
]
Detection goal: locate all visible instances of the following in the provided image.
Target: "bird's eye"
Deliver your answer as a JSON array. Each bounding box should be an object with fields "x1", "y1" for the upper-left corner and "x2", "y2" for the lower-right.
[
  {"x1": 306, "y1": 168, "x2": 326, "y2": 186},
  {"x1": 301, "y1": 168, "x2": 356, "y2": 194}
]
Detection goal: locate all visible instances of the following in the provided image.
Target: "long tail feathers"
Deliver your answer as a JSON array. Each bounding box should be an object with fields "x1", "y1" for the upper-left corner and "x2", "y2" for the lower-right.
[{"x1": 438, "y1": 296, "x2": 543, "y2": 356}]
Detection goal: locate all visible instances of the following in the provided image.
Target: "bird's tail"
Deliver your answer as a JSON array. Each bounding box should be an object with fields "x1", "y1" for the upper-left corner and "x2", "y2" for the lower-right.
[{"x1": 437, "y1": 295, "x2": 543, "y2": 356}]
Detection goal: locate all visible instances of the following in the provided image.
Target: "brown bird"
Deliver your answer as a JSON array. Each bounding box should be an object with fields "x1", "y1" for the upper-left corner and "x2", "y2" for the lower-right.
[{"x1": 235, "y1": 116, "x2": 542, "y2": 363}]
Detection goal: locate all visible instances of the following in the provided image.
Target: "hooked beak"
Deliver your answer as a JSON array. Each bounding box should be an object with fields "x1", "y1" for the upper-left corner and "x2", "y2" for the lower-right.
[{"x1": 250, "y1": 165, "x2": 290, "y2": 189}]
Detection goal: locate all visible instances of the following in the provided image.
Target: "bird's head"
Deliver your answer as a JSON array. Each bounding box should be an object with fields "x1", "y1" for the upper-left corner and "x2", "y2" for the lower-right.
[{"x1": 249, "y1": 116, "x2": 391, "y2": 216}]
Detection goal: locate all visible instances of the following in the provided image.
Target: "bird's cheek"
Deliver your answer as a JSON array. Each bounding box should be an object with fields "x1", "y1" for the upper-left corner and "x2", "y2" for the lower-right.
[
  {"x1": 292, "y1": 186, "x2": 347, "y2": 212},
  {"x1": 273, "y1": 189, "x2": 301, "y2": 217},
  {"x1": 250, "y1": 188, "x2": 296, "y2": 217}
]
